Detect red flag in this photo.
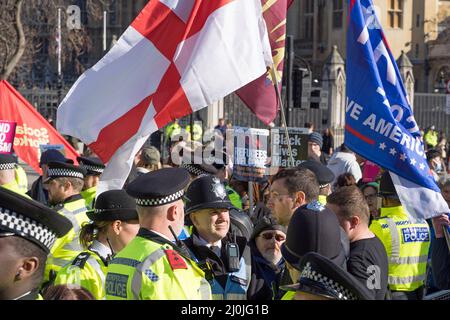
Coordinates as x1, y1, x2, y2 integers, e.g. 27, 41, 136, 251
236, 0, 293, 125
0, 80, 79, 174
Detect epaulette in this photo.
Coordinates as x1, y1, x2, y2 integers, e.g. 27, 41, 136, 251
306, 200, 325, 212
71, 252, 92, 269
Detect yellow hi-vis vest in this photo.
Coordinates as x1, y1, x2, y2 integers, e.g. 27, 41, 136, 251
1, 181, 31, 198
54, 249, 107, 300
14, 165, 28, 194
81, 186, 97, 210
45, 196, 89, 283
186, 124, 203, 141
369, 205, 430, 292
105, 233, 212, 300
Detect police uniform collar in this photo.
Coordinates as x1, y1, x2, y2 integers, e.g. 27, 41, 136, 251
379, 205, 407, 218
63, 194, 85, 205
137, 228, 183, 253
89, 239, 112, 262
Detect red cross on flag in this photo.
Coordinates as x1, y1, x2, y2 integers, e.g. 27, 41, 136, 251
57, 0, 272, 193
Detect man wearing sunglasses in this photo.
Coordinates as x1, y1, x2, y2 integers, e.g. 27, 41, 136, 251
247, 216, 287, 300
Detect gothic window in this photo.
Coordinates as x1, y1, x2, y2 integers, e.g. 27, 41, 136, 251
303, 0, 314, 40
333, 0, 343, 29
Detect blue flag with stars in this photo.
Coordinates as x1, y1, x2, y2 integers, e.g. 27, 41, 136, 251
345, 0, 449, 220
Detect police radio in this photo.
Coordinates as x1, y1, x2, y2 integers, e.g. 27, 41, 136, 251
226, 232, 240, 273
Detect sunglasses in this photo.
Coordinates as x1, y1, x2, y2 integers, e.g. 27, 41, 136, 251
260, 232, 286, 242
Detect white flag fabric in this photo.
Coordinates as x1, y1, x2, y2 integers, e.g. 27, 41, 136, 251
57, 0, 272, 194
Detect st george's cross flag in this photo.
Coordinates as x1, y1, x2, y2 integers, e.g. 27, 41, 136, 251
57, 0, 272, 193
345, 0, 449, 221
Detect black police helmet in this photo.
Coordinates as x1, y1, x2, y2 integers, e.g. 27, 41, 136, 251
185, 175, 235, 214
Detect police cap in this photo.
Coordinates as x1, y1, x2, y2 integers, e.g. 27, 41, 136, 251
280, 252, 373, 300
0, 154, 17, 171
126, 167, 189, 207
181, 163, 219, 177
298, 160, 335, 188
185, 175, 234, 214
44, 161, 87, 182
87, 189, 138, 221
77, 156, 105, 176
0, 188, 72, 253
281, 201, 347, 269
39, 149, 67, 167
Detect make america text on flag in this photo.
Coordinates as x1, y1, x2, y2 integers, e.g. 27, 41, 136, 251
345, 0, 449, 221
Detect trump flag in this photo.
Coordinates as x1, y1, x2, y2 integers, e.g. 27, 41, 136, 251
345, 0, 449, 220
57, 0, 272, 192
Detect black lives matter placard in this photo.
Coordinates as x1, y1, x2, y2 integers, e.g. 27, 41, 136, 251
271, 127, 309, 168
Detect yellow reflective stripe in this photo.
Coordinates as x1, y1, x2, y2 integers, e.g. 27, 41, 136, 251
131, 249, 165, 299
385, 217, 400, 259
87, 256, 106, 285
390, 255, 429, 265
388, 274, 426, 285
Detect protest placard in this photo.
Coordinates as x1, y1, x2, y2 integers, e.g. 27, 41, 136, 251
271, 127, 309, 168
0, 120, 17, 154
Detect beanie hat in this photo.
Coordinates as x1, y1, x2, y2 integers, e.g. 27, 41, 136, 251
308, 132, 323, 149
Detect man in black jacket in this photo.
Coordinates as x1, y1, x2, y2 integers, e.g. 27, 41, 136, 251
431, 214, 450, 289
247, 216, 286, 300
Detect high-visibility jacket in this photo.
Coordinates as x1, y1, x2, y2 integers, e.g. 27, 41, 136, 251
370, 205, 430, 292
105, 228, 212, 300
45, 195, 89, 283
424, 130, 438, 148
81, 186, 97, 209
54, 240, 111, 300
186, 124, 203, 141
318, 195, 327, 205
226, 185, 243, 210
14, 165, 28, 194
280, 291, 295, 300
165, 123, 181, 141
1, 181, 31, 198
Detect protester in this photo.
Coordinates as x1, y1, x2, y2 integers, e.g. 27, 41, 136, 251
308, 132, 329, 165
105, 168, 212, 300
78, 156, 105, 209
184, 175, 251, 300
214, 118, 227, 137
135, 146, 162, 177
327, 144, 362, 187
43, 162, 89, 285
327, 186, 388, 300
54, 190, 140, 300
28, 149, 67, 205
335, 173, 357, 190
298, 160, 335, 205
247, 217, 287, 300
360, 182, 380, 219
280, 252, 373, 300
279, 202, 349, 300
369, 171, 431, 300
321, 128, 334, 156
0, 188, 71, 300
431, 212, 450, 290
426, 149, 446, 182
267, 168, 319, 227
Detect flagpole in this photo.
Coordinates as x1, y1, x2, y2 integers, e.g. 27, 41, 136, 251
270, 66, 295, 168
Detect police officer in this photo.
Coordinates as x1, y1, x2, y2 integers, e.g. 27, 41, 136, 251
77, 156, 105, 209
0, 154, 30, 197
298, 160, 335, 205
105, 168, 212, 300
370, 171, 431, 300
0, 188, 71, 300
164, 119, 182, 144
54, 190, 140, 300
281, 252, 373, 300
43, 161, 89, 284
186, 122, 203, 142
184, 175, 252, 300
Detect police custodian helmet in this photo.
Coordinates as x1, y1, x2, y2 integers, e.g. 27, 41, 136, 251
185, 175, 235, 214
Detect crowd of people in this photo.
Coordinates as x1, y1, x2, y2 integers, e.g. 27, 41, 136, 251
0, 120, 449, 301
